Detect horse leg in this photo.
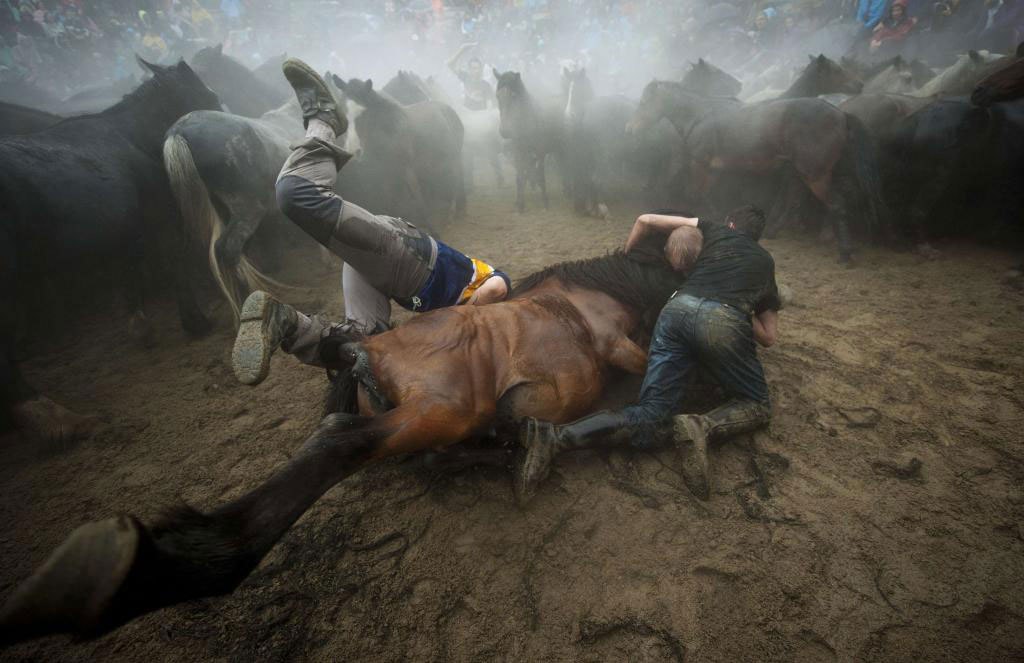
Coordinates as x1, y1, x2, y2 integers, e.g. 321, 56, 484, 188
514, 150, 527, 213
490, 144, 505, 187
212, 194, 267, 313
123, 231, 155, 349
538, 154, 550, 209
0, 401, 491, 643
0, 234, 101, 444
805, 173, 854, 264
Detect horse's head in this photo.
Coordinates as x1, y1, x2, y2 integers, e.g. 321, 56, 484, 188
336, 77, 383, 109
971, 47, 1024, 107
803, 53, 862, 95
494, 69, 529, 138
681, 58, 742, 97
628, 80, 676, 134
562, 67, 594, 124
382, 70, 430, 105
135, 56, 222, 117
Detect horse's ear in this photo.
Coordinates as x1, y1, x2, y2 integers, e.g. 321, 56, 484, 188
808, 54, 815, 62
175, 59, 196, 76
968, 50, 983, 63
366, 79, 373, 91
492, 67, 500, 81
817, 53, 826, 62
135, 54, 161, 75
214, 43, 223, 55
698, 57, 705, 65
513, 72, 521, 81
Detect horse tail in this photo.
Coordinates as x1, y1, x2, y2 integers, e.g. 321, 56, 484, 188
844, 113, 891, 243
162, 133, 284, 322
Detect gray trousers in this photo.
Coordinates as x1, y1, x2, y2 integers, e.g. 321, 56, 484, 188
275, 137, 436, 363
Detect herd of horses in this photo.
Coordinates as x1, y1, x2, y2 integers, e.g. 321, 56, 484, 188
0, 41, 1023, 646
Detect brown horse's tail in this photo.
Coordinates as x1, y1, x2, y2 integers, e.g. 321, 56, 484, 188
844, 113, 892, 243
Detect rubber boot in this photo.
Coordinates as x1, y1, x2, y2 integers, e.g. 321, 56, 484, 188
515, 410, 634, 506
673, 400, 770, 500
232, 291, 298, 386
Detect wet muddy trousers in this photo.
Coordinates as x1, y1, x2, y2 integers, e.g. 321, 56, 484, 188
275, 136, 436, 334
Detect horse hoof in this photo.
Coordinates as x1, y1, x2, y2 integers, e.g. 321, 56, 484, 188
11, 396, 106, 446
0, 516, 140, 644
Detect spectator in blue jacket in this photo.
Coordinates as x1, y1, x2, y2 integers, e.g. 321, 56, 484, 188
857, 0, 891, 28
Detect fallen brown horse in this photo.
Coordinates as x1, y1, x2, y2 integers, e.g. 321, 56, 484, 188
627, 80, 888, 262
0, 248, 680, 645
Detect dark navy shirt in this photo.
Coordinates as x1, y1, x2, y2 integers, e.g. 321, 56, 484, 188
396, 241, 501, 313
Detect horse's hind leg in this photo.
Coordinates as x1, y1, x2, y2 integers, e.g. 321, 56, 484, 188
0, 402, 491, 642
538, 154, 550, 209
514, 151, 527, 213
805, 173, 853, 263
213, 194, 268, 307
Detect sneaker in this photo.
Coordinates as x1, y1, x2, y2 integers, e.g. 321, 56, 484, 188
232, 291, 298, 386
282, 58, 348, 135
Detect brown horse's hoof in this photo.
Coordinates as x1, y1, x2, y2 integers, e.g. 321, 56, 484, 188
513, 417, 556, 507
0, 516, 141, 644
11, 396, 105, 446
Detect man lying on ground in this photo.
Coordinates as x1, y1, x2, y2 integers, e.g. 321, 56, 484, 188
232, 58, 509, 386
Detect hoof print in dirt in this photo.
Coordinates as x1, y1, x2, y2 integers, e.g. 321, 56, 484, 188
578, 616, 686, 663
735, 488, 801, 525
871, 457, 923, 481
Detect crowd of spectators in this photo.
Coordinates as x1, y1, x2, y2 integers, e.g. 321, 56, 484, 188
1, 0, 1021, 101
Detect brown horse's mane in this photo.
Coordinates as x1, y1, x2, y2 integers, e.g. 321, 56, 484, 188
513, 249, 679, 312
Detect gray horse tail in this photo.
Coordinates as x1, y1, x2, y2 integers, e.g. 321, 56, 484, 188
162, 133, 283, 321
845, 113, 891, 243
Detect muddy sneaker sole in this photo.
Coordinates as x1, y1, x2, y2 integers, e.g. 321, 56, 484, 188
232, 291, 278, 386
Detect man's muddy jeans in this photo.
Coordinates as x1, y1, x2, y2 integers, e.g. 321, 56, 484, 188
622, 293, 771, 445
274, 136, 435, 364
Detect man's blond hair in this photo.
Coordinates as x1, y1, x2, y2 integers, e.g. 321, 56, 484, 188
665, 226, 703, 272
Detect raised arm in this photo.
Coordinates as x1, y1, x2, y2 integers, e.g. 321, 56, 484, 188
624, 213, 699, 254
447, 42, 477, 72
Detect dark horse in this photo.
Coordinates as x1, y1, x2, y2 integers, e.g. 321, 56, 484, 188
494, 69, 568, 212
163, 98, 305, 321
628, 80, 887, 261
562, 67, 673, 216
971, 42, 1024, 107
883, 97, 1024, 249
0, 101, 62, 136
335, 76, 466, 224
0, 58, 221, 443
0, 248, 681, 644
190, 44, 288, 118
680, 59, 743, 97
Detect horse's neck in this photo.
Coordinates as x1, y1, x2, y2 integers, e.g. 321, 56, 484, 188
779, 71, 816, 99
519, 280, 637, 337
664, 91, 716, 141
101, 87, 178, 156
260, 97, 302, 133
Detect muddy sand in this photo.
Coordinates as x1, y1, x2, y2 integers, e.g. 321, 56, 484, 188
2, 183, 1023, 662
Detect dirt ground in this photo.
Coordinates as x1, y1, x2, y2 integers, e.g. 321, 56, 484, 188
2, 178, 1024, 663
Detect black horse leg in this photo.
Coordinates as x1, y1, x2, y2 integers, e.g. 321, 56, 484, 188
213, 195, 267, 307
0, 413, 378, 644
122, 233, 155, 349
514, 150, 527, 213
490, 146, 504, 187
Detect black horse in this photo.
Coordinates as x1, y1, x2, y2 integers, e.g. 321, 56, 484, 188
190, 44, 288, 118
335, 76, 466, 225
0, 58, 221, 443
494, 69, 568, 212
0, 101, 62, 135
883, 97, 1024, 251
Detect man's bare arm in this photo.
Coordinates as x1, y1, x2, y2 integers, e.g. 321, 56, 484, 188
753, 309, 778, 348
624, 213, 699, 253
